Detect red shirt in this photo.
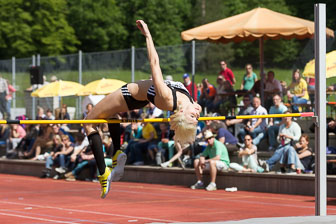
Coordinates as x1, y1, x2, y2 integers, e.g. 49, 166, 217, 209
220, 68, 235, 86
184, 82, 198, 101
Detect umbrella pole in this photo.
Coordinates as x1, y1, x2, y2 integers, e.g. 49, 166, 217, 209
259, 37, 265, 106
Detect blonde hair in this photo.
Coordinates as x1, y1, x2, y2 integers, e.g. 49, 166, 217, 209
169, 107, 197, 145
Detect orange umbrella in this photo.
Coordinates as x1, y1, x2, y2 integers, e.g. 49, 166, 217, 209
181, 7, 334, 103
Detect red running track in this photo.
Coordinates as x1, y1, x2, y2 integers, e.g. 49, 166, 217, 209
0, 174, 336, 223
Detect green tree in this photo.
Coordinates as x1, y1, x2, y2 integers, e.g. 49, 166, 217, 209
67, 0, 126, 52
0, 0, 34, 58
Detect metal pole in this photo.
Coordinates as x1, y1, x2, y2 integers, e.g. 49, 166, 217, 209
191, 40, 195, 100
32, 55, 36, 120
78, 50, 82, 119
12, 57, 15, 110
37, 54, 40, 66
314, 3, 327, 216
259, 37, 265, 105
131, 46, 135, 83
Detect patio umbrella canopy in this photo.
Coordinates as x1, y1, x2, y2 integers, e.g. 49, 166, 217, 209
181, 7, 334, 43
303, 50, 336, 78
31, 80, 84, 97
181, 7, 334, 104
77, 78, 126, 96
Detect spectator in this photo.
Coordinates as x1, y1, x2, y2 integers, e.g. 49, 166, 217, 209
10, 124, 26, 150
287, 69, 309, 113
183, 73, 197, 102
36, 107, 46, 120
279, 134, 312, 174
306, 77, 315, 104
218, 80, 237, 115
54, 135, 75, 175
0, 75, 9, 119
83, 103, 93, 119
46, 109, 55, 120
259, 110, 301, 173
225, 95, 253, 134
267, 94, 288, 151
160, 142, 189, 168
238, 97, 268, 146
190, 130, 230, 191
41, 135, 63, 178
219, 60, 236, 87
58, 104, 70, 120
5, 80, 16, 119
264, 71, 282, 110
209, 122, 238, 151
240, 64, 257, 92
229, 134, 264, 173
0, 124, 10, 153
208, 75, 225, 113
199, 78, 216, 112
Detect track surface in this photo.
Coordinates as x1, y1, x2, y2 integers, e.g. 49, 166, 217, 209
0, 174, 336, 223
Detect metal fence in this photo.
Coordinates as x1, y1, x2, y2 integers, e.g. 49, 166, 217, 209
0, 39, 334, 119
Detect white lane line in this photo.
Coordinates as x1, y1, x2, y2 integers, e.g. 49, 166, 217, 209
0, 211, 79, 224
0, 201, 178, 223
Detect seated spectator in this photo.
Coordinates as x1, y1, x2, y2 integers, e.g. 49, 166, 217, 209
225, 95, 253, 135
57, 104, 71, 131
267, 94, 288, 151
259, 110, 301, 173
229, 134, 264, 173
264, 71, 282, 110
46, 109, 55, 120
24, 124, 54, 160
306, 77, 315, 104
238, 97, 268, 146
0, 124, 10, 153
140, 102, 163, 118
83, 103, 93, 119
36, 107, 46, 120
183, 73, 197, 102
41, 135, 63, 178
160, 142, 189, 168
198, 78, 216, 111
287, 69, 309, 113
279, 134, 312, 174
219, 60, 236, 87
190, 130, 230, 191
54, 135, 75, 176
209, 121, 237, 151
148, 123, 174, 166
10, 124, 26, 150
127, 114, 158, 165
16, 124, 40, 158
327, 118, 336, 147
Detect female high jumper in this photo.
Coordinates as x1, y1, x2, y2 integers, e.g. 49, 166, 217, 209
83, 20, 201, 198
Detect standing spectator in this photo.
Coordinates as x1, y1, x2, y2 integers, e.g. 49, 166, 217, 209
287, 69, 309, 112
183, 73, 197, 102
190, 130, 230, 191
264, 71, 282, 110
267, 94, 288, 151
208, 75, 225, 113
199, 78, 216, 112
0, 75, 9, 119
240, 64, 257, 92
219, 61, 236, 87
260, 110, 301, 173
229, 134, 264, 173
5, 80, 16, 119
238, 97, 268, 146
36, 107, 46, 120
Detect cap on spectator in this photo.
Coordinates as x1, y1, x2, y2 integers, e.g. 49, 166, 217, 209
183, 73, 189, 79
204, 130, 216, 140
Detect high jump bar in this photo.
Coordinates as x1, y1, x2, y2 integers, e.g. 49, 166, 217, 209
0, 112, 314, 124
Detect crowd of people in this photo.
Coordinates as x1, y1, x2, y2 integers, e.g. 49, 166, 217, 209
1, 58, 335, 192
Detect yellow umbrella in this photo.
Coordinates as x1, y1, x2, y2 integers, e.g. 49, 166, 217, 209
303, 50, 336, 78
77, 78, 126, 96
31, 80, 84, 97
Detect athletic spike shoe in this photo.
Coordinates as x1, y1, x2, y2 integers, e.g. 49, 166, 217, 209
98, 167, 113, 199
111, 150, 127, 182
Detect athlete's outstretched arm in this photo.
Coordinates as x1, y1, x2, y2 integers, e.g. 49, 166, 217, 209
136, 20, 170, 98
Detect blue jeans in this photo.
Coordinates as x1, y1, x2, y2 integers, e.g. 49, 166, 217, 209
239, 125, 265, 145
45, 154, 65, 169
266, 144, 292, 170
292, 96, 308, 112
267, 125, 280, 148
280, 147, 305, 170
